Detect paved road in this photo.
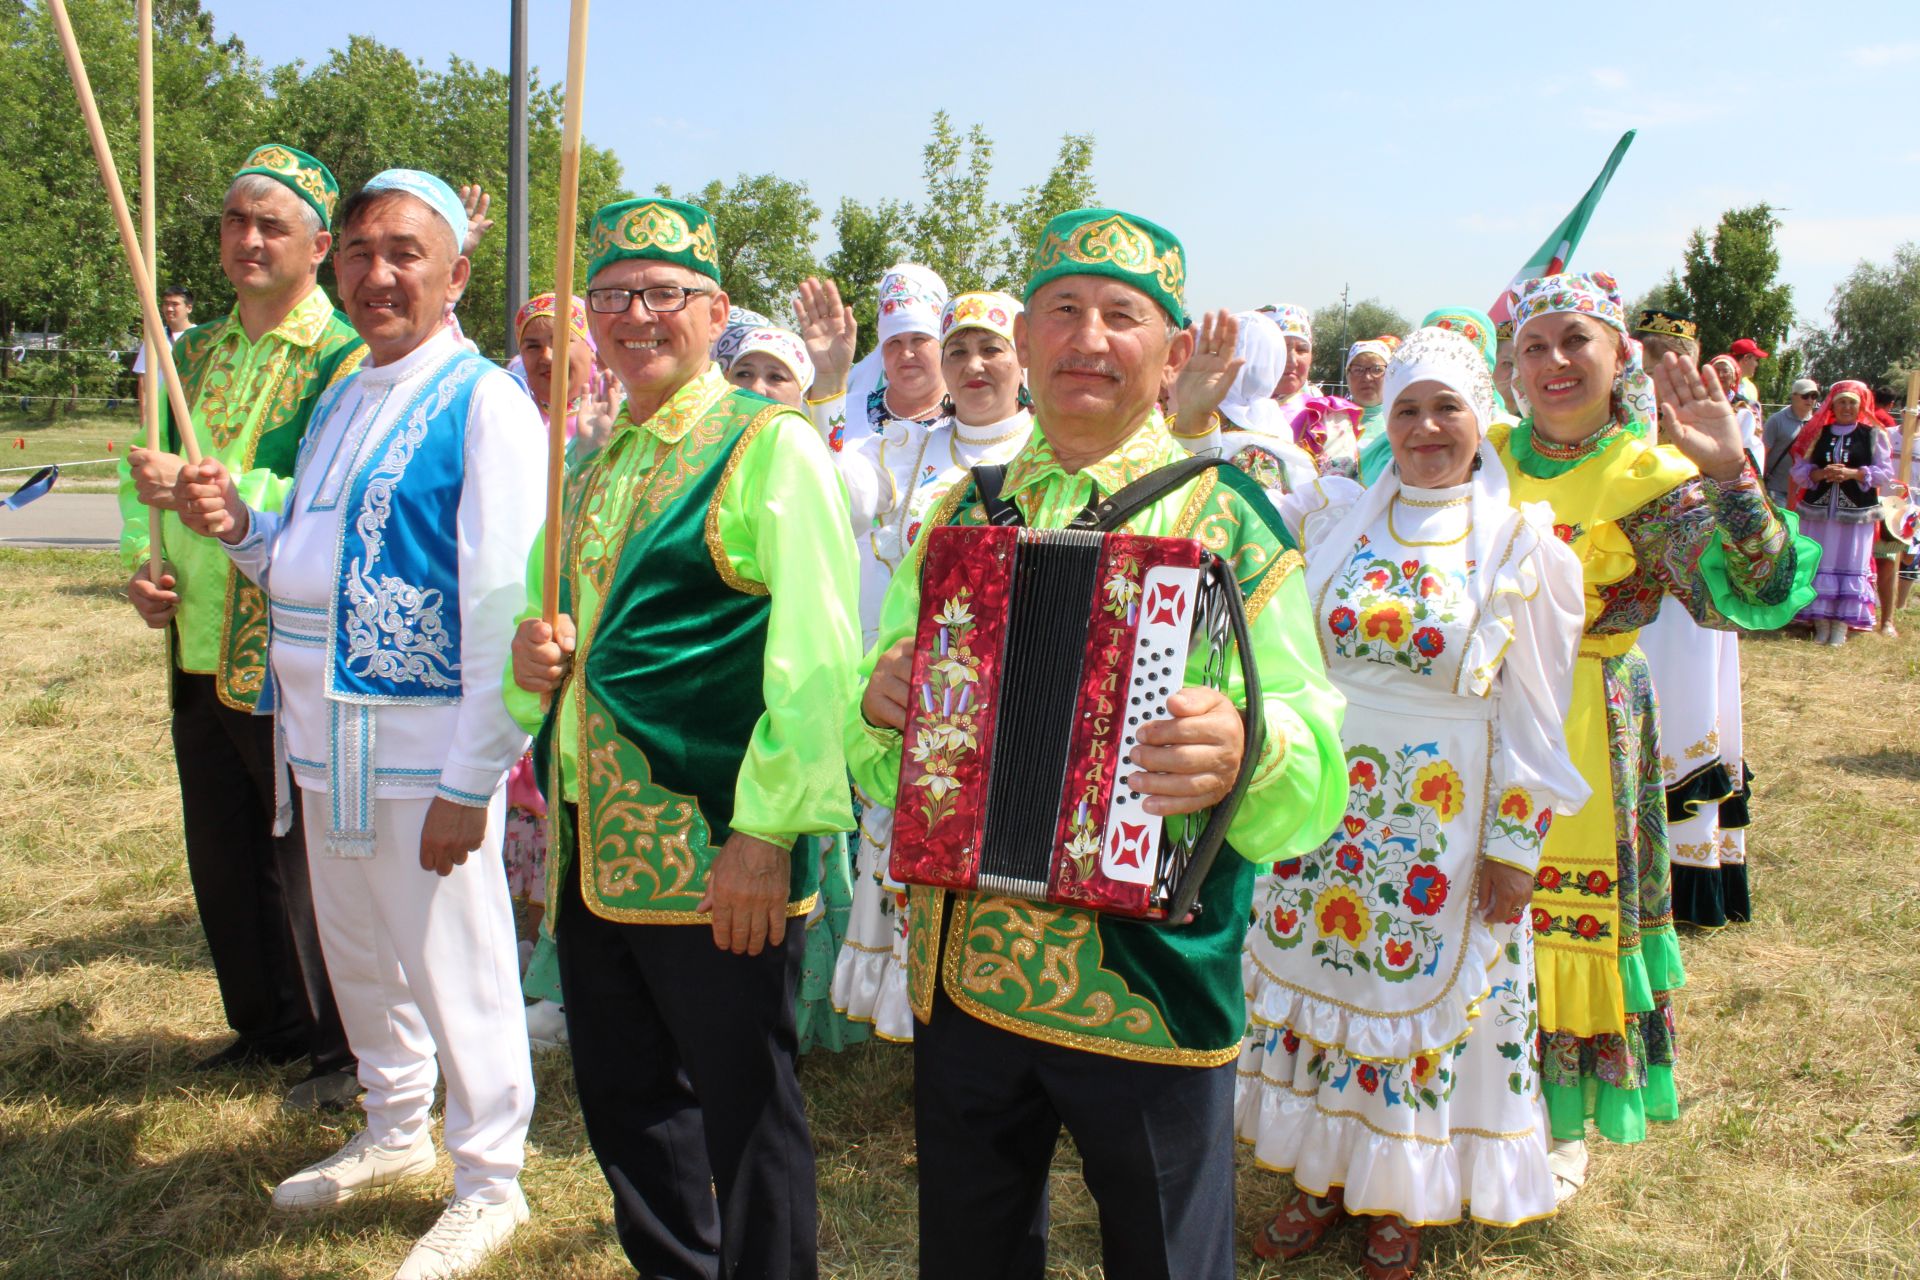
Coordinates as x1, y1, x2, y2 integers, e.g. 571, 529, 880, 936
0, 492, 123, 549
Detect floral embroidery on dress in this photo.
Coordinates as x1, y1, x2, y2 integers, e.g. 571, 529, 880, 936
907, 591, 984, 829
1491, 786, 1553, 861
1326, 546, 1470, 678
1288, 1036, 1460, 1115
1258, 742, 1461, 984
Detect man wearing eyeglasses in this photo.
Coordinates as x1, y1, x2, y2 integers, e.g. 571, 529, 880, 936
506, 197, 860, 1279
1763, 377, 1822, 506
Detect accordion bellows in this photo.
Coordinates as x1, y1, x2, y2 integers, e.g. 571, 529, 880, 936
890, 523, 1258, 924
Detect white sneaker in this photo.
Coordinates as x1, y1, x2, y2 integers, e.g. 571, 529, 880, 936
271, 1129, 438, 1212
524, 1000, 568, 1050
392, 1186, 531, 1280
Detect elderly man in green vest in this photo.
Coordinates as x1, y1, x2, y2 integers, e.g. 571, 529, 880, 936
507, 197, 860, 1280
849, 208, 1347, 1280
121, 144, 364, 1108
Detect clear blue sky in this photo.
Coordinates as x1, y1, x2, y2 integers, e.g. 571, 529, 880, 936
207, 0, 1917, 338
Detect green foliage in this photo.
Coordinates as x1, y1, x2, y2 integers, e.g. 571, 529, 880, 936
995, 132, 1097, 293
0, 6, 627, 361
1307, 298, 1412, 386
1673, 204, 1794, 368
655, 173, 820, 322
907, 111, 999, 294
3, 15, 1100, 372
827, 117, 1099, 360
1628, 272, 1688, 324
825, 197, 910, 362
1802, 243, 1920, 394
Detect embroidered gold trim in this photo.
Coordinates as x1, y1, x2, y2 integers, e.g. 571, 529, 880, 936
1170, 467, 1218, 538
703, 402, 788, 596
1387, 496, 1473, 548
1243, 548, 1304, 625
935, 895, 1237, 1067
583, 892, 816, 927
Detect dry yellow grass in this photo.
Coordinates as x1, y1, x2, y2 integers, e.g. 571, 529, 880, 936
2, 548, 1917, 1278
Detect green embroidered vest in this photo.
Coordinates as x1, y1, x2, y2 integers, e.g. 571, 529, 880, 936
159, 307, 365, 709
536, 391, 815, 924
907, 463, 1305, 1066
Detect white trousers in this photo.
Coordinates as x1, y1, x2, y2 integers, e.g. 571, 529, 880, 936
302, 789, 534, 1202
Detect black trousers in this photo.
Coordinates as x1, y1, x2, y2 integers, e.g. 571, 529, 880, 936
913, 982, 1238, 1280
170, 668, 350, 1072
557, 837, 817, 1280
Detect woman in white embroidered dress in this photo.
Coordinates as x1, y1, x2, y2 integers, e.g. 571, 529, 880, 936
793, 281, 1034, 1041
1237, 328, 1590, 1280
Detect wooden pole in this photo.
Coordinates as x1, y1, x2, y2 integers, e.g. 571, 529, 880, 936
1901, 369, 1919, 505
138, 0, 162, 583
540, 0, 590, 628
47, 0, 200, 466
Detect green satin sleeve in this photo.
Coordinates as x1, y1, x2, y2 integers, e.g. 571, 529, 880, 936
1227, 567, 1348, 864
502, 528, 549, 741
717, 411, 861, 842
843, 524, 926, 807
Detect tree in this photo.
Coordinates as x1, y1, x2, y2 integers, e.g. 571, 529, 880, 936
1673, 204, 1794, 380
907, 112, 998, 294
0, 0, 265, 364
656, 174, 819, 322
995, 132, 1097, 292
1802, 243, 1920, 394
265, 40, 628, 358
825, 196, 910, 361
1307, 299, 1411, 387
1628, 273, 1687, 326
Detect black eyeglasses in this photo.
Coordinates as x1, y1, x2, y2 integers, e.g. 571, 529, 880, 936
587, 285, 711, 315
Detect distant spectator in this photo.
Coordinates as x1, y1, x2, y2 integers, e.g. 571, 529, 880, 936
132, 285, 194, 413
1791, 381, 1893, 644
1762, 378, 1820, 504
1728, 336, 1767, 407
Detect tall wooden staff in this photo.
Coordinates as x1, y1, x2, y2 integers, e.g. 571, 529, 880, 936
137, 0, 162, 583
540, 0, 591, 630
47, 0, 201, 472
1901, 369, 1919, 508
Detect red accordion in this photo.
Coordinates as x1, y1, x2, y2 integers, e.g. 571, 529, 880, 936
888, 519, 1261, 924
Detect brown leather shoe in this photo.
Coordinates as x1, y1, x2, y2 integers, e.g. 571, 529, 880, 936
1252, 1186, 1346, 1261
1360, 1216, 1422, 1280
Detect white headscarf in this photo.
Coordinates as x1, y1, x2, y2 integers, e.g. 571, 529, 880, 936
724, 326, 815, 390
1219, 310, 1318, 490
876, 263, 949, 345
1307, 326, 1519, 604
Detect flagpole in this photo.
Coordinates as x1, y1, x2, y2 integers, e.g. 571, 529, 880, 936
138, 0, 163, 584
540, 0, 590, 632
47, 0, 202, 466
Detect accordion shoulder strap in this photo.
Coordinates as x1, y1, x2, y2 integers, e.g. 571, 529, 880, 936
968, 462, 1025, 526
1077, 455, 1227, 532
967, 454, 1232, 533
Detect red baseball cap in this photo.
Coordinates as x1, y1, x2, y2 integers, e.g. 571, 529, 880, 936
1728, 337, 1770, 359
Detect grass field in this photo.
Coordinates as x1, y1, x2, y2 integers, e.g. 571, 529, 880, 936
2, 547, 1917, 1279
0, 412, 139, 494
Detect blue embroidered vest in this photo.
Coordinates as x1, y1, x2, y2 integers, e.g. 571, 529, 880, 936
261, 345, 493, 857
260, 346, 488, 715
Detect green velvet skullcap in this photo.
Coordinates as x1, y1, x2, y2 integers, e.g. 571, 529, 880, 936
586, 198, 722, 285
1024, 207, 1187, 329
233, 144, 339, 227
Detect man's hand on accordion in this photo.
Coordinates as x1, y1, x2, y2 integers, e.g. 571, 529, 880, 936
860, 638, 916, 732
511, 615, 576, 693
1127, 687, 1245, 816
699, 833, 793, 956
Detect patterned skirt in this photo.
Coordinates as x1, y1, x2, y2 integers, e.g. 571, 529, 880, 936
1537, 650, 1684, 1145
1796, 516, 1879, 628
